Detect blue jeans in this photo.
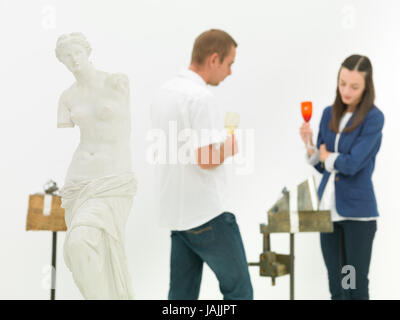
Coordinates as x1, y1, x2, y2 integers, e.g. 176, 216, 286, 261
168, 212, 253, 300
320, 220, 377, 300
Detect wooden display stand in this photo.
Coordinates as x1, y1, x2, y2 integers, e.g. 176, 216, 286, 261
26, 181, 66, 300
249, 178, 333, 300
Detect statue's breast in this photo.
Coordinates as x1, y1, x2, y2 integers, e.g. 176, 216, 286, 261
94, 99, 122, 121
69, 101, 91, 126
69, 91, 128, 126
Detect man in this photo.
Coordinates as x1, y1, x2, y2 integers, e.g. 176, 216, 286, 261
150, 29, 253, 300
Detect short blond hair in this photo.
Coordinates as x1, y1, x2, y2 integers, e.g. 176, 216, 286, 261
191, 29, 237, 65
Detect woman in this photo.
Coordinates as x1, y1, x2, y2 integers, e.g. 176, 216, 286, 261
300, 55, 384, 300
55, 33, 137, 299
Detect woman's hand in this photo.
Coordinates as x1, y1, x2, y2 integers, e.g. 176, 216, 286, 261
299, 122, 313, 146
319, 144, 332, 162
300, 122, 315, 156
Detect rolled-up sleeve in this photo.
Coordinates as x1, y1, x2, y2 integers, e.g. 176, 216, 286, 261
325, 152, 339, 172
306, 150, 320, 166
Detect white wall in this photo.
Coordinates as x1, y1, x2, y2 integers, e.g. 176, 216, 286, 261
0, 0, 399, 300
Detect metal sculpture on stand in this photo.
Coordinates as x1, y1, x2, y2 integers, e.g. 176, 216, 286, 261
249, 177, 333, 300
26, 180, 66, 300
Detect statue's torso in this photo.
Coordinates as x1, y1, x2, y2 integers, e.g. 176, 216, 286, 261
64, 71, 132, 184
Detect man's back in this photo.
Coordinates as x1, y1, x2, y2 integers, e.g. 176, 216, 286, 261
150, 69, 228, 231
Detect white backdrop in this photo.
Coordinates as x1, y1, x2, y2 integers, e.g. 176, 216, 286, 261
0, 0, 399, 300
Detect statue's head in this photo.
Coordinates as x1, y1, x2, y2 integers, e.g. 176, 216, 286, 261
55, 32, 92, 73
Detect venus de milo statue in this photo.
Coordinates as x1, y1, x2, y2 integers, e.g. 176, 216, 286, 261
55, 32, 137, 299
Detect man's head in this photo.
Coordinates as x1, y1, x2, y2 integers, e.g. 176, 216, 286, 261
190, 29, 237, 86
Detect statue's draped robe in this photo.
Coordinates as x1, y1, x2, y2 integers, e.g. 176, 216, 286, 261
61, 173, 137, 299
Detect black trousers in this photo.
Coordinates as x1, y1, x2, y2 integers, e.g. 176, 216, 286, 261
320, 220, 377, 300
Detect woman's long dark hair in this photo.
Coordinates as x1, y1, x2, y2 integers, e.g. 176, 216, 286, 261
330, 55, 375, 133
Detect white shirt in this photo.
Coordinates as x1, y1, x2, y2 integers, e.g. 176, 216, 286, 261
307, 112, 377, 221
150, 69, 230, 231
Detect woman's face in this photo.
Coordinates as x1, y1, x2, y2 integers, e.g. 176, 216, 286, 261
338, 67, 366, 107
59, 43, 89, 73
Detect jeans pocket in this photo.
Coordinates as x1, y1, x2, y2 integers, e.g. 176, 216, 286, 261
187, 225, 213, 235
185, 222, 215, 247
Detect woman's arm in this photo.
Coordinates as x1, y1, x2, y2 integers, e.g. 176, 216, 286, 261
311, 107, 330, 174
333, 109, 384, 176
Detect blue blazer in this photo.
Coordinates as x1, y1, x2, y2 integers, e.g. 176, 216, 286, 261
314, 105, 384, 218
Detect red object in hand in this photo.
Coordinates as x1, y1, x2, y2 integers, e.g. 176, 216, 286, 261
301, 101, 313, 122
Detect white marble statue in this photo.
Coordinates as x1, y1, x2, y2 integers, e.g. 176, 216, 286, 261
55, 32, 137, 299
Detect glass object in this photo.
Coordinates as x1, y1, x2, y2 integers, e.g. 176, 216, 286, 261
224, 112, 240, 135
301, 101, 313, 148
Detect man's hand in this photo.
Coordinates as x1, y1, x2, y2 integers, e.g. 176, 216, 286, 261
197, 134, 238, 170
223, 134, 239, 159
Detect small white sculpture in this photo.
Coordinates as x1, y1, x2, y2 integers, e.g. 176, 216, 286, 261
55, 32, 137, 299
